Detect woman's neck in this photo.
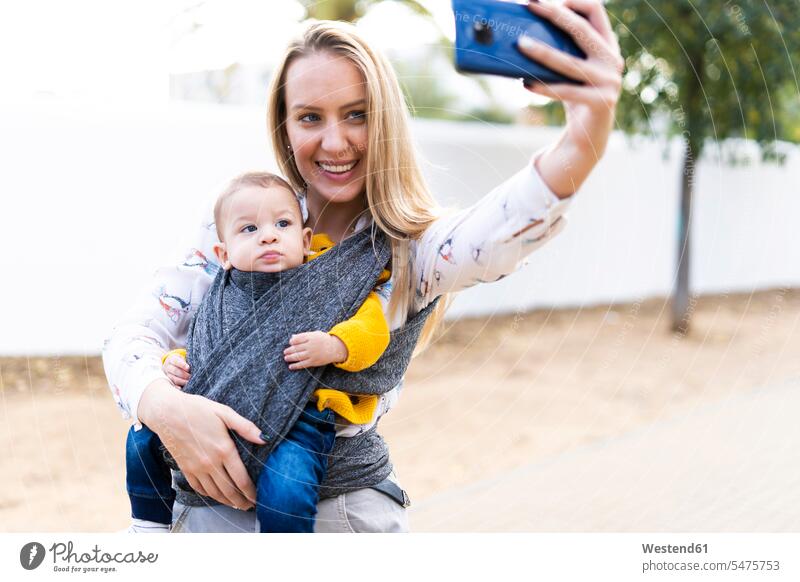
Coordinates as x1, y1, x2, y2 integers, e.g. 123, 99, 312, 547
305, 191, 369, 243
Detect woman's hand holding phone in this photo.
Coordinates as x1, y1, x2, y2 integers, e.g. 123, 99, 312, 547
518, 0, 623, 195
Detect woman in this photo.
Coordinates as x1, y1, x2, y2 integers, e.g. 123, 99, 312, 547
103, 0, 623, 532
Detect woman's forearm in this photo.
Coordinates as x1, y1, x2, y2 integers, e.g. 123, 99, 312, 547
516, 0, 622, 199
136, 377, 180, 430
535, 110, 614, 200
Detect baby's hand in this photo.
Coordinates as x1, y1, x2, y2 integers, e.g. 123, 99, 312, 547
284, 331, 348, 370
162, 353, 191, 388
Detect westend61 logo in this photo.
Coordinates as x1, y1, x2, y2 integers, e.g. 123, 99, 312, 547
19, 541, 158, 574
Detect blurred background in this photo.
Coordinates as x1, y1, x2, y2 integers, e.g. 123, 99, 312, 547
1, 0, 799, 532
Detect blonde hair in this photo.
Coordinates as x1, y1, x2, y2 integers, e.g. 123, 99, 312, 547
214, 171, 296, 242
267, 20, 450, 352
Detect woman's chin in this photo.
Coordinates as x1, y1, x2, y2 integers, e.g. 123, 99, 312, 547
313, 183, 366, 205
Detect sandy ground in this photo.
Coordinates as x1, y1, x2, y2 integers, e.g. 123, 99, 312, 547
410, 376, 800, 531
1, 288, 799, 532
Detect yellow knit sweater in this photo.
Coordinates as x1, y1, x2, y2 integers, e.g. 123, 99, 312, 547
162, 233, 390, 425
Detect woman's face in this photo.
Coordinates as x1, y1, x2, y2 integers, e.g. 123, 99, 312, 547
283, 51, 369, 207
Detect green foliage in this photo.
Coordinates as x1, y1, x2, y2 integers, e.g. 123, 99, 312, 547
392, 56, 514, 124
299, 0, 434, 23
536, 101, 567, 126
299, 0, 364, 21
606, 0, 800, 163
393, 57, 462, 120
466, 104, 514, 124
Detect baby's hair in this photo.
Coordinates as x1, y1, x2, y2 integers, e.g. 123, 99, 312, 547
214, 171, 298, 241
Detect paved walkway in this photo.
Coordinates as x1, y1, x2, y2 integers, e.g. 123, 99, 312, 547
410, 377, 800, 532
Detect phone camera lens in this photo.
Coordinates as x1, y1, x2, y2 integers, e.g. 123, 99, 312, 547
473, 20, 493, 45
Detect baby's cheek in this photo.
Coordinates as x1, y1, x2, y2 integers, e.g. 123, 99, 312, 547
231, 245, 250, 270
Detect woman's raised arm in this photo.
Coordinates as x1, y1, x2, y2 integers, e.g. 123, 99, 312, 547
518, 0, 623, 197
411, 0, 622, 309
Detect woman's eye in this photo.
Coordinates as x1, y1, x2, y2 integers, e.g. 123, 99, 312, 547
241, 225, 257, 233
299, 113, 320, 123
348, 110, 366, 121
276, 219, 290, 228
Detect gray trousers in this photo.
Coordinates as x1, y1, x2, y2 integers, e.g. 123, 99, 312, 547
170, 473, 409, 533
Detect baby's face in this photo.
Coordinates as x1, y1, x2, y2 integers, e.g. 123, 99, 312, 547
214, 185, 311, 273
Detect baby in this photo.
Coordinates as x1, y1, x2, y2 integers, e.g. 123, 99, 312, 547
125, 172, 390, 533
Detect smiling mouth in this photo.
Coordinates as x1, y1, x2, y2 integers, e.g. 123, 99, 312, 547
315, 159, 359, 174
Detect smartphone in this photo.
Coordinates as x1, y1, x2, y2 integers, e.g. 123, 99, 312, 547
452, 0, 587, 85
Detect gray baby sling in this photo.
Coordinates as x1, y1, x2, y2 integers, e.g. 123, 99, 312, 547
170, 226, 438, 506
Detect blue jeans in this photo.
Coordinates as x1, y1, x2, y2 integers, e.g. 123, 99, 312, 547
125, 423, 175, 524
125, 403, 336, 532
256, 403, 336, 532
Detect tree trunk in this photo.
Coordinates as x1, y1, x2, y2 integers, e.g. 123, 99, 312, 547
671, 43, 704, 335
671, 138, 695, 334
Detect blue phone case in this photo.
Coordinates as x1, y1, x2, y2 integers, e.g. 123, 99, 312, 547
452, 0, 586, 85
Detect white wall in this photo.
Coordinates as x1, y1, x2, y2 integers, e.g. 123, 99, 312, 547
1, 103, 798, 354
435, 123, 800, 318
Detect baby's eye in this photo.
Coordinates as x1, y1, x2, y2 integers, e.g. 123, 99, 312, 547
276, 219, 291, 228
241, 224, 257, 233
